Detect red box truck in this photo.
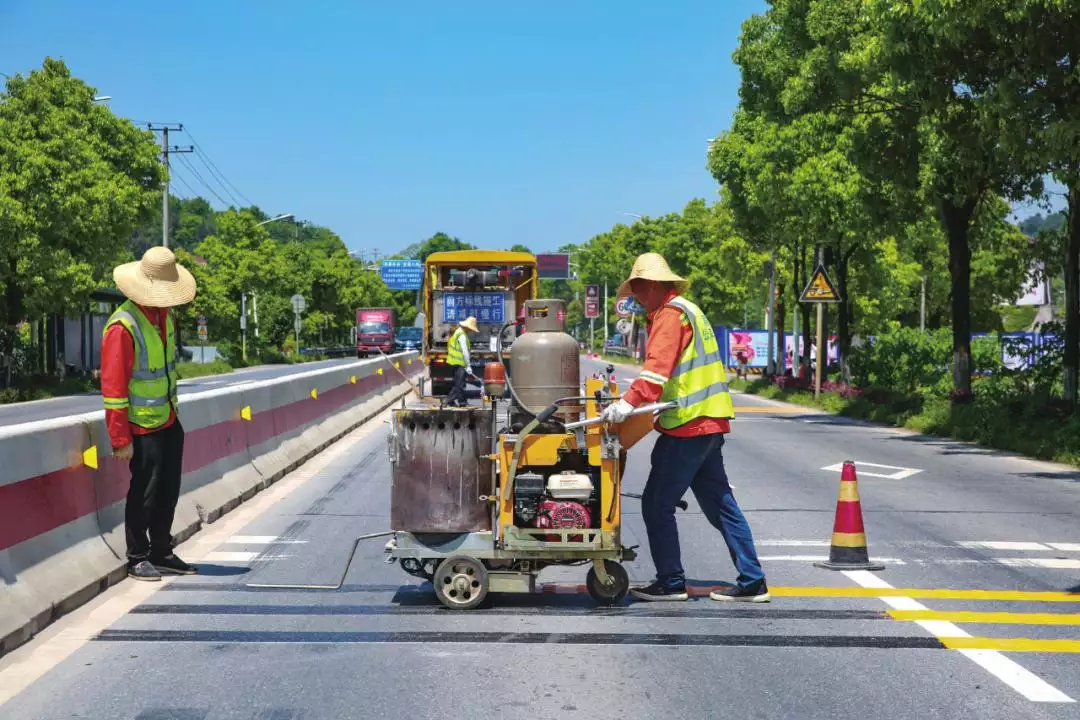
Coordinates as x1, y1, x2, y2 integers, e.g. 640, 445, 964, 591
355, 307, 396, 358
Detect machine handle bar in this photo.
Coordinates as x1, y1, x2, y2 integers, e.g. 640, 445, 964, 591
563, 401, 676, 430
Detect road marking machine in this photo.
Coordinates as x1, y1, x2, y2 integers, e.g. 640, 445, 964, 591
250, 297, 674, 609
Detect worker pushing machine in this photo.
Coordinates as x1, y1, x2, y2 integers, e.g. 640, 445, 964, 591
446, 315, 480, 407
101, 247, 198, 582
602, 253, 769, 602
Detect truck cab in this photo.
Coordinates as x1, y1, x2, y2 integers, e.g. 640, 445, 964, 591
356, 307, 396, 358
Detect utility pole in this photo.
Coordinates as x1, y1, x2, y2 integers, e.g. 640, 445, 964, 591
603, 283, 609, 345
765, 250, 777, 376
814, 246, 825, 400
147, 124, 191, 248
241, 292, 248, 363
920, 275, 927, 331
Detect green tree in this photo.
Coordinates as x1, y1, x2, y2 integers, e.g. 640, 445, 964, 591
412, 232, 474, 262
0, 58, 164, 383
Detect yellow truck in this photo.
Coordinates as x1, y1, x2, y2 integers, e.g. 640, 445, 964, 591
423, 250, 538, 397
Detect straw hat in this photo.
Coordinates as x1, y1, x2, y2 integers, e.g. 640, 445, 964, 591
459, 316, 479, 333
113, 246, 197, 308
616, 252, 689, 298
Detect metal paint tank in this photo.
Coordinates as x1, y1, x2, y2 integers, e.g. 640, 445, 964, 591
510, 299, 581, 419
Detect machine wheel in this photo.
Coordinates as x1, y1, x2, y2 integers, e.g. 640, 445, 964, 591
586, 561, 630, 605
433, 556, 489, 610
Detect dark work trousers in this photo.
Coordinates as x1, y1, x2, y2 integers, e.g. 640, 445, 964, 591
641, 432, 765, 588
126, 420, 185, 562
446, 365, 468, 406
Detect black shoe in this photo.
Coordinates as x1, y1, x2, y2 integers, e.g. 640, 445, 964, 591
150, 553, 197, 575
629, 579, 688, 602
710, 580, 770, 603
127, 560, 162, 582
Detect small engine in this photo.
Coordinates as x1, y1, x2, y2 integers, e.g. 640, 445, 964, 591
513, 470, 597, 539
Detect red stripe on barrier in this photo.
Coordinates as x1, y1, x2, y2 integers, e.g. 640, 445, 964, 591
0, 361, 421, 552
0, 465, 97, 550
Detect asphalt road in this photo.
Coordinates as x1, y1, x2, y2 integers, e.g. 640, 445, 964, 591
0, 358, 359, 428
1, 355, 1079, 719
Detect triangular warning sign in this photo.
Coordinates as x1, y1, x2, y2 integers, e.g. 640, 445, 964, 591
800, 265, 842, 303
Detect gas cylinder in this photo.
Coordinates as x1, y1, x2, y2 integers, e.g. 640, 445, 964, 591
509, 299, 581, 419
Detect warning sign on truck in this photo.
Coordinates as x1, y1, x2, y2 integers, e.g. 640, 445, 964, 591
442, 293, 507, 323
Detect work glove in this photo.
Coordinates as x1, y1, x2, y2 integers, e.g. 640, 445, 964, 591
601, 399, 635, 424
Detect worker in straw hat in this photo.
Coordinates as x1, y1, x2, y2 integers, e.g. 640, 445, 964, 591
101, 246, 198, 582
601, 252, 769, 602
446, 315, 480, 407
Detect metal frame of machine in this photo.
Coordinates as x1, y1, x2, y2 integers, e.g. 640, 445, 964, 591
385, 298, 647, 610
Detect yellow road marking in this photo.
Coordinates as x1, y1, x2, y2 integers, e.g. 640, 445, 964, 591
890, 609, 1080, 625
943, 637, 1080, 654
769, 586, 1080, 603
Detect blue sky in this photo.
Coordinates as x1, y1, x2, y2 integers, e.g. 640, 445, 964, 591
0, 1, 764, 255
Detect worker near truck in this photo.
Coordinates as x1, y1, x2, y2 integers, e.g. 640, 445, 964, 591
101, 247, 199, 582
446, 316, 480, 407
602, 253, 769, 603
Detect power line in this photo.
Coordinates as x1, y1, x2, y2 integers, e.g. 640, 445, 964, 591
170, 167, 199, 199
191, 148, 244, 207
176, 152, 232, 208
183, 127, 254, 208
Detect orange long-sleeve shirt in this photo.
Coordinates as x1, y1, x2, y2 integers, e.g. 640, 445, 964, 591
101, 305, 177, 449
622, 290, 730, 437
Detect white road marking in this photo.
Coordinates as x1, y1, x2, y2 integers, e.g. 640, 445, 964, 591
959, 541, 1051, 551
0, 409, 391, 709
1047, 542, 1080, 552
821, 461, 922, 479
758, 540, 831, 547
202, 551, 263, 562
226, 535, 308, 545
759, 555, 906, 564
994, 558, 1080, 570
843, 570, 1073, 703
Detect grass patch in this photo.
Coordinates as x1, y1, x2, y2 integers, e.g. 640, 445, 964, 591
733, 376, 1080, 467
0, 375, 100, 404
175, 359, 234, 380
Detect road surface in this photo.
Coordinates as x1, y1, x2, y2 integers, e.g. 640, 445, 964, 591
0, 358, 359, 428
1, 356, 1078, 719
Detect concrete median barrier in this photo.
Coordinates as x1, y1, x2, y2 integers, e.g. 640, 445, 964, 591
0, 352, 422, 657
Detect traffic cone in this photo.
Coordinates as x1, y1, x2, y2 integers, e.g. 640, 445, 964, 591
814, 461, 885, 571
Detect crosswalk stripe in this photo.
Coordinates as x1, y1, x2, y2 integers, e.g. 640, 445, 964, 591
889, 610, 1080, 626
995, 558, 1080, 570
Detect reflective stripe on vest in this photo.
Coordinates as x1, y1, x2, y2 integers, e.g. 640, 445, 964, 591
447, 327, 466, 367
657, 296, 734, 429
103, 300, 178, 429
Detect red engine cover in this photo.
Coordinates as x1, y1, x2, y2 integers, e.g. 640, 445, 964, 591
535, 500, 591, 542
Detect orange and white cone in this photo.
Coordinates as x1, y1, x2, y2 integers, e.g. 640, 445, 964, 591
814, 461, 884, 571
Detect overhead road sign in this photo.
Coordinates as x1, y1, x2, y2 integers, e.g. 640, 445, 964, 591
536, 253, 571, 280
380, 259, 424, 291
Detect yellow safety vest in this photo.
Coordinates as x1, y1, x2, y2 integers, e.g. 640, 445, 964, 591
102, 300, 178, 429
657, 296, 734, 429
447, 327, 467, 367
